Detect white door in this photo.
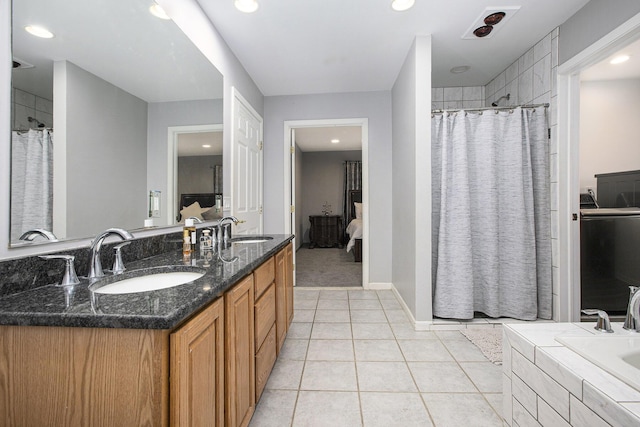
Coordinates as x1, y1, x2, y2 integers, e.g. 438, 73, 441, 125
290, 128, 297, 285
231, 88, 263, 235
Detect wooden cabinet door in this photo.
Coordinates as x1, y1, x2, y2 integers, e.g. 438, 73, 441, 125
225, 274, 256, 427
274, 249, 287, 352
170, 297, 224, 427
285, 242, 294, 326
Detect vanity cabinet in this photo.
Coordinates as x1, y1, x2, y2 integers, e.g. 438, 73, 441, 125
170, 296, 225, 426
253, 258, 277, 401
225, 274, 255, 427
0, 243, 293, 427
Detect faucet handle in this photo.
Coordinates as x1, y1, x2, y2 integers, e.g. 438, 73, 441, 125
582, 309, 614, 333
624, 286, 640, 331
111, 241, 131, 275
39, 255, 81, 286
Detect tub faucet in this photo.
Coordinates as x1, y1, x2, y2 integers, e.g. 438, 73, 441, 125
19, 228, 58, 242
624, 286, 640, 332
88, 228, 134, 279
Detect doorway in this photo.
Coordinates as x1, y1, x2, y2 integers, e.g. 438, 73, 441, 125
558, 15, 640, 321
284, 118, 369, 288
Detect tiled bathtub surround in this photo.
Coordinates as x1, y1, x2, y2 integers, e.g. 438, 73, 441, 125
503, 323, 640, 426
431, 86, 485, 111
250, 288, 504, 426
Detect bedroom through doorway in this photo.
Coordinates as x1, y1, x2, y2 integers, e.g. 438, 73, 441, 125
284, 119, 369, 288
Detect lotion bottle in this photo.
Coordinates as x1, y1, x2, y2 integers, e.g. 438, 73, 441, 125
183, 218, 196, 255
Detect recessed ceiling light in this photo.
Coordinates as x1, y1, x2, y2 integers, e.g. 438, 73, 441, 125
473, 25, 493, 38
235, 0, 259, 13
331, 139, 340, 144
450, 65, 471, 74
202, 144, 212, 148
24, 25, 54, 39
149, 4, 171, 20
610, 55, 630, 65
391, 0, 415, 12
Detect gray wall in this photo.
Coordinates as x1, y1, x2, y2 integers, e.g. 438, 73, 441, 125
559, 0, 640, 65
178, 154, 223, 201
147, 99, 223, 226
58, 61, 148, 238
263, 91, 393, 286
299, 150, 361, 244
391, 36, 432, 322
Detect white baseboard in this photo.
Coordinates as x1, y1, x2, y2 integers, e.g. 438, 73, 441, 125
364, 282, 392, 290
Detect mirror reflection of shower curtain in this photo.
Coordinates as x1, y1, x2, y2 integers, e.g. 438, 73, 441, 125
431, 107, 551, 320
10, 129, 54, 241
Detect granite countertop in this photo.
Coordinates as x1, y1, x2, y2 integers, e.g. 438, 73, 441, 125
0, 235, 293, 330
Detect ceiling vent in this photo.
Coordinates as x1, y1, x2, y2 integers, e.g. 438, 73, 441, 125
12, 57, 34, 69
462, 6, 520, 39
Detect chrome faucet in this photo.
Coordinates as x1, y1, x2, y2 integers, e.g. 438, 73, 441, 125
88, 228, 134, 279
217, 216, 239, 244
19, 228, 58, 242
186, 216, 204, 224
624, 286, 640, 332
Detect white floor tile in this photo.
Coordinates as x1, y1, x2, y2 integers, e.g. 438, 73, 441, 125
292, 309, 315, 323
265, 359, 304, 390
351, 309, 388, 323
317, 299, 349, 310
287, 322, 313, 339
398, 339, 454, 362
442, 338, 490, 362
460, 362, 504, 393
408, 362, 477, 393
319, 290, 350, 300
314, 309, 351, 323
293, 391, 362, 427
360, 392, 433, 427
300, 361, 358, 391
349, 290, 379, 300
351, 322, 394, 340
294, 289, 320, 300
350, 299, 383, 310
249, 390, 298, 427
384, 309, 411, 323
279, 338, 309, 360
354, 339, 404, 361
311, 322, 352, 340
391, 323, 439, 340
357, 361, 418, 392
306, 339, 354, 361
422, 393, 503, 427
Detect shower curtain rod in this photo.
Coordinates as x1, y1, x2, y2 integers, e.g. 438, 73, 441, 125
431, 103, 549, 115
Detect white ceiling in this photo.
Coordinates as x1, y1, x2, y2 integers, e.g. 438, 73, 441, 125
198, 0, 590, 96
581, 38, 640, 81
12, 0, 223, 103
178, 131, 223, 157
295, 126, 362, 152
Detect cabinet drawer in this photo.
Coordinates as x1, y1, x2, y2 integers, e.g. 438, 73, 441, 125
254, 257, 275, 299
254, 283, 276, 348
255, 324, 277, 401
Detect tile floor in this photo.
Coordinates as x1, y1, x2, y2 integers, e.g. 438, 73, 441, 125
249, 288, 504, 427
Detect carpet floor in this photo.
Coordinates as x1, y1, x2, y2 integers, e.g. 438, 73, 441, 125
295, 247, 362, 287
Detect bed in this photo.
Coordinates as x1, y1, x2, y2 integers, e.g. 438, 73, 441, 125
177, 192, 223, 222
345, 189, 362, 262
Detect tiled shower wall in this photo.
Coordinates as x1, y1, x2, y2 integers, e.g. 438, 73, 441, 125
433, 28, 561, 321
11, 88, 53, 131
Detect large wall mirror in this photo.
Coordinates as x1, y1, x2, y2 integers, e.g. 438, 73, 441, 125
10, 0, 224, 247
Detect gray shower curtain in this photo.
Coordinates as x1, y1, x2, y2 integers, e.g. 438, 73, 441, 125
431, 107, 551, 320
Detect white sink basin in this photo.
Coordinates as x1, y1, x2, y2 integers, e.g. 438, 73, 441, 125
556, 335, 640, 391
90, 268, 205, 294
230, 236, 273, 244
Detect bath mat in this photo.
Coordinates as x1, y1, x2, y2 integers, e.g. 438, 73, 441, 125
460, 328, 502, 364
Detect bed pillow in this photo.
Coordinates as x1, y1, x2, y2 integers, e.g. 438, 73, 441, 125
354, 202, 363, 220
202, 206, 223, 221
179, 201, 206, 222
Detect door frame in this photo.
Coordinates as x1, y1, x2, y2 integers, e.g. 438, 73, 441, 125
557, 14, 640, 321
283, 118, 370, 287
167, 123, 224, 226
